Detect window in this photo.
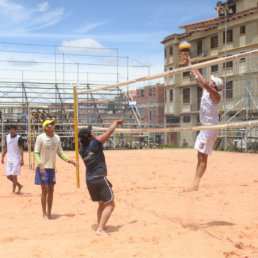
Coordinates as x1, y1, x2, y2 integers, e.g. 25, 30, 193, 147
149, 107, 152, 120
225, 81, 233, 99
211, 35, 218, 49
223, 29, 233, 43
169, 46, 173, 56
149, 87, 152, 96
183, 88, 190, 104
137, 90, 140, 97
183, 71, 190, 77
183, 116, 191, 123
211, 65, 218, 73
240, 25, 245, 35
166, 115, 180, 124
141, 89, 144, 97
227, 5, 236, 15
197, 40, 202, 56
141, 108, 145, 120
169, 89, 173, 101
223, 61, 233, 69
164, 48, 167, 58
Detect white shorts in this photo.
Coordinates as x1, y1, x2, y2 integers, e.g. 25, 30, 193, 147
194, 129, 219, 155
6, 161, 21, 176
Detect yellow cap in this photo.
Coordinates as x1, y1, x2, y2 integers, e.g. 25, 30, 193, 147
42, 119, 56, 130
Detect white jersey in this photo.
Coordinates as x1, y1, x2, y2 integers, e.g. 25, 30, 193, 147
199, 89, 220, 125
6, 134, 21, 163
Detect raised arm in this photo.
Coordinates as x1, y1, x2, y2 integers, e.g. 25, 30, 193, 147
180, 53, 207, 89
180, 54, 221, 104
96, 120, 124, 144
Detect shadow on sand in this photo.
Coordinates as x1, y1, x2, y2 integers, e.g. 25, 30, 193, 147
91, 219, 138, 233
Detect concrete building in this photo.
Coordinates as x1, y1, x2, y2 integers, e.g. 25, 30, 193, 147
136, 83, 165, 145
161, 0, 258, 147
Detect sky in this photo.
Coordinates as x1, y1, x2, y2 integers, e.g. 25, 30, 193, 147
0, 0, 221, 84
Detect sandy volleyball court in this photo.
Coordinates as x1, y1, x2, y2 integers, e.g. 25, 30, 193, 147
0, 149, 257, 258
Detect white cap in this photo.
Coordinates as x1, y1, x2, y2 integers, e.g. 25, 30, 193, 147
210, 75, 224, 91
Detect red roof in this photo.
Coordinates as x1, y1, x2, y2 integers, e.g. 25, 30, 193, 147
180, 17, 217, 28
161, 7, 258, 44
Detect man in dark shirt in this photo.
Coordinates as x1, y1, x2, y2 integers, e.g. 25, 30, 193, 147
79, 119, 123, 236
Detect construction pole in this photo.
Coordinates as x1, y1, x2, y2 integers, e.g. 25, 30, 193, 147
33, 116, 36, 170
223, 5, 228, 151
73, 85, 80, 188
28, 107, 32, 171
1, 109, 4, 154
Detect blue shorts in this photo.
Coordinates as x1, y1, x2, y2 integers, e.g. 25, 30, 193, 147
34, 167, 56, 185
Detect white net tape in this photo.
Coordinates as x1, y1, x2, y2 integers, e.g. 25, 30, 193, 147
76, 48, 258, 134
77, 49, 258, 94
83, 120, 258, 133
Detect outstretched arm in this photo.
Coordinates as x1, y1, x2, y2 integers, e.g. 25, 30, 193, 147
180, 54, 220, 104
58, 152, 77, 166
97, 120, 124, 144
180, 53, 207, 89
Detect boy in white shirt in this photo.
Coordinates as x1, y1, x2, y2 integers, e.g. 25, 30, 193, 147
1, 125, 24, 194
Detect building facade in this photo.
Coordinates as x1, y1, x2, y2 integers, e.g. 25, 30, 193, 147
161, 0, 258, 147
136, 83, 165, 145
136, 83, 164, 125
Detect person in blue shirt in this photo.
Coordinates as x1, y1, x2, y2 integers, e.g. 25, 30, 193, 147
79, 119, 124, 236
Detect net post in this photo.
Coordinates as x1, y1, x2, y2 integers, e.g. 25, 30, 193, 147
28, 108, 32, 171
73, 85, 80, 188
1, 109, 4, 155
33, 116, 36, 170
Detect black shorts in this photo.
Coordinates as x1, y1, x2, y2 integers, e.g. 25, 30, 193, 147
86, 176, 113, 203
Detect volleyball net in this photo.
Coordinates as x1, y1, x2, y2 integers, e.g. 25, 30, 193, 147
73, 48, 258, 187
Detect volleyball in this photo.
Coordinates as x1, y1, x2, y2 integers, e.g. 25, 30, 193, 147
178, 41, 191, 53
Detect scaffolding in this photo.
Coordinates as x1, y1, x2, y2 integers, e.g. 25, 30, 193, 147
0, 42, 155, 157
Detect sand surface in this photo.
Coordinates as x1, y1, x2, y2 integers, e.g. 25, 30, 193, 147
0, 149, 257, 258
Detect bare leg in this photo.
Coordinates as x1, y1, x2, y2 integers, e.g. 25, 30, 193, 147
17, 181, 23, 193
97, 202, 105, 226
41, 185, 48, 219
12, 175, 18, 193
7, 175, 23, 194
7, 175, 15, 193
96, 200, 115, 236
47, 185, 54, 219
185, 151, 208, 192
